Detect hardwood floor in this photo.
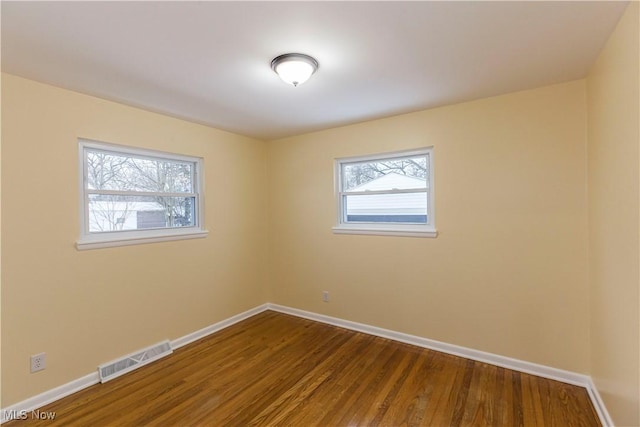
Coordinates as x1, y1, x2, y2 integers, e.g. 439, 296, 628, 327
6, 311, 600, 426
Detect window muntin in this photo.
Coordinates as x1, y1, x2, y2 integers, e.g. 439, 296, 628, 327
78, 140, 206, 249
334, 148, 435, 237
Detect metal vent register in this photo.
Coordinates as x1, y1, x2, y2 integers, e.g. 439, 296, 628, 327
98, 340, 172, 383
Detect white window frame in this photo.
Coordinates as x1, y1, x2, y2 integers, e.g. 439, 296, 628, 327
77, 139, 208, 250
333, 147, 437, 238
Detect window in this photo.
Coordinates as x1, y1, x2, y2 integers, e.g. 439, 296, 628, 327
77, 140, 207, 250
333, 148, 436, 237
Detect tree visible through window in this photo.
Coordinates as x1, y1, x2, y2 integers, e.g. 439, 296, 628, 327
78, 140, 205, 249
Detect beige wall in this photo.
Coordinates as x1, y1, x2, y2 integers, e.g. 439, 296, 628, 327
0, 74, 269, 406
587, 2, 640, 426
268, 81, 589, 373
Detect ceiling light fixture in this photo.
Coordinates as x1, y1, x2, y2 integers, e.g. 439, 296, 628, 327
271, 53, 319, 87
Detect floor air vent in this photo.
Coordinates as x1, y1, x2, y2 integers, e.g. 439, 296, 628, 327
98, 340, 172, 383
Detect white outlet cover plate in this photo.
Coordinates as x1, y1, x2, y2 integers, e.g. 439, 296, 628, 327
31, 353, 46, 372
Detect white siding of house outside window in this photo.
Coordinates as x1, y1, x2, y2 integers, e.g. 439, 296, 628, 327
345, 173, 427, 216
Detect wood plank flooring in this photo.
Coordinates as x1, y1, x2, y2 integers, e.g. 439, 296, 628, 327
6, 311, 600, 426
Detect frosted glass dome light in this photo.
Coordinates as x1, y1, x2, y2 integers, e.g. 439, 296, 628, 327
271, 53, 319, 87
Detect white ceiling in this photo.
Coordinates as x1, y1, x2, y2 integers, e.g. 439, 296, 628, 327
1, 1, 628, 140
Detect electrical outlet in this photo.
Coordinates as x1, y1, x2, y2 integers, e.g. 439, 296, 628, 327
31, 353, 46, 373
322, 291, 329, 302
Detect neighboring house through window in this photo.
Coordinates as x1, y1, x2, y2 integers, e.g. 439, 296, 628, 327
333, 148, 436, 237
77, 139, 207, 250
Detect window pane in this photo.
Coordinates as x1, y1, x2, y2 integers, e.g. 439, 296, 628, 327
87, 150, 193, 193
342, 155, 428, 192
88, 194, 196, 232
344, 192, 427, 224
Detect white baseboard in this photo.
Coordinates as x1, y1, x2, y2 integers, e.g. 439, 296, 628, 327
1, 302, 611, 427
266, 303, 611, 427
267, 303, 589, 386
586, 377, 614, 427
171, 303, 269, 350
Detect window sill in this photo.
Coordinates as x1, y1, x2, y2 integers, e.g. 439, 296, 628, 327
332, 225, 438, 238
77, 229, 209, 250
